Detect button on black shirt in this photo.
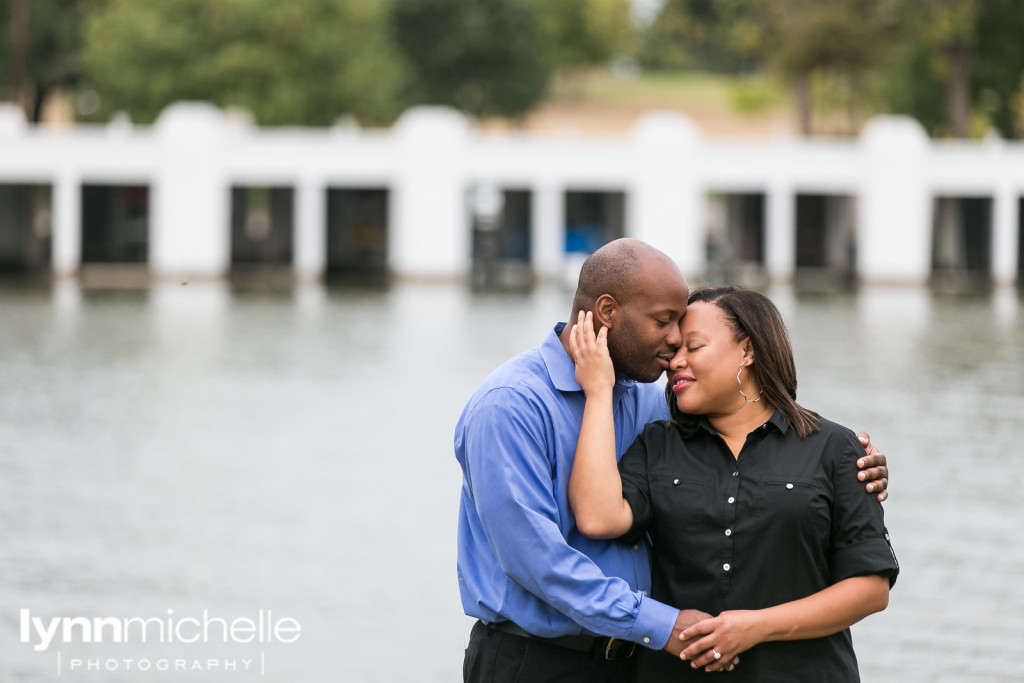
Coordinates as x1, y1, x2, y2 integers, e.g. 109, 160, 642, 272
618, 410, 899, 682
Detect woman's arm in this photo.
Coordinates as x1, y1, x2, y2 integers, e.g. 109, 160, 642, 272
567, 311, 634, 539
679, 574, 890, 671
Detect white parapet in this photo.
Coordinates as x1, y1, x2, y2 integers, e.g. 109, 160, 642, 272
0, 104, 1021, 286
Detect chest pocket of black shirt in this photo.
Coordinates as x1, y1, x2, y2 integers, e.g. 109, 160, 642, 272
650, 475, 707, 535
754, 480, 828, 532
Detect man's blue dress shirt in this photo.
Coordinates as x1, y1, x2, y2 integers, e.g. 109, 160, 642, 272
455, 323, 679, 649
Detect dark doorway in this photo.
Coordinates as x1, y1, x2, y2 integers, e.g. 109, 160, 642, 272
231, 186, 294, 267
705, 192, 766, 285
795, 193, 857, 290
1018, 197, 1023, 290
932, 196, 992, 290
564, 190, 626, 256
470, 185, 533, 290
0, 184, 51, 274
325, 188, 389, 284
81, 184, 149, 264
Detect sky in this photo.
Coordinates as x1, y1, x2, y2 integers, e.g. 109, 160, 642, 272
631, 0, 665, 25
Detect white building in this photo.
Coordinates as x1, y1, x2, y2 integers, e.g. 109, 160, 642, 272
1, 101, 1021, 289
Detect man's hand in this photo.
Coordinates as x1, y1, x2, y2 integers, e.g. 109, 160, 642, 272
856, 431, 888, 502
662, 609, 709, 657
666, 610, 738, 671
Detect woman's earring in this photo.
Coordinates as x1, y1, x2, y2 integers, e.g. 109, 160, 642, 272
737, 363, 762, 404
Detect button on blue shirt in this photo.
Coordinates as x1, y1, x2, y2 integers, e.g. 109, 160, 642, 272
455, 323, 678, 648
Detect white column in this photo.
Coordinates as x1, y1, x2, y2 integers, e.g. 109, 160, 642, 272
992, 183, 1018, 286
629, 112, 703, 278
859, 116, 932, 285
294, 176, 326, 281
391, 107, 471, 280
52, 168, 81, 277
152, 102, 230, 279
765, 179, 795, 282
532, 179, 564, 283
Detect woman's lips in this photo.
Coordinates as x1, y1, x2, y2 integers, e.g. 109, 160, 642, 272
671, 375, 694, 392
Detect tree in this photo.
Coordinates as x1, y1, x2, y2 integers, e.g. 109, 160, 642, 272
973, 1, 1024, 137
878, 0, 1024, 138
721, 0, 905, 136
536, 0, 635, 71
81, 0, 406, 126
0, 0, 86, 123
389, 0, 549, 119
639, 0, 747, 72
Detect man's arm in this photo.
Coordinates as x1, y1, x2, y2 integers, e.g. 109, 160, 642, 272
463, 391, 679, 648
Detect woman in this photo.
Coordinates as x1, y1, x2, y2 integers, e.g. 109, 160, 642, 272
569, 285, 898, 681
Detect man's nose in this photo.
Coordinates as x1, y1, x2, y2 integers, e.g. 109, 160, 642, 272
666, 322, 682, 348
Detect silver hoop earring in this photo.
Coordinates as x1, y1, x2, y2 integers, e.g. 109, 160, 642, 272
737, 364, 762, 404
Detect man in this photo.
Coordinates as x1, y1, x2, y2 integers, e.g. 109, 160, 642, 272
455, 239, 888, 683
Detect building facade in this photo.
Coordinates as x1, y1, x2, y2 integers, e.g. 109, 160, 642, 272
1, 102, 1022, 289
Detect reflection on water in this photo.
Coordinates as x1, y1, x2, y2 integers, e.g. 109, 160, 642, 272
0, 280, 1022, 682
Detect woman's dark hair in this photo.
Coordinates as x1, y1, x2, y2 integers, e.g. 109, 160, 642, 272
667, 285, 820, 439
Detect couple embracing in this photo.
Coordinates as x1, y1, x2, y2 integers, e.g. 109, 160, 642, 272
456, 239, 898, 682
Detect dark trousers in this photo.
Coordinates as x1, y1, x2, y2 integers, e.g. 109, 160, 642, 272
463, 620, 637, 683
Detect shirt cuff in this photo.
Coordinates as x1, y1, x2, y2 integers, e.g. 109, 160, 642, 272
831, 535, 900, 588
626, 593, 678, 650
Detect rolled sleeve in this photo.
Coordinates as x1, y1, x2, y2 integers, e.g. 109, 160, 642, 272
830, 533, 900, 588
828, 433, 900, 587
617, 432, 655, 545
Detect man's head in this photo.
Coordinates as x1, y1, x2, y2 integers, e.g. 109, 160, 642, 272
572, 238, 689, 383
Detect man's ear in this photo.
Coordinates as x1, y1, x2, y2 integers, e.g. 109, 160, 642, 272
594, 294, 618, 331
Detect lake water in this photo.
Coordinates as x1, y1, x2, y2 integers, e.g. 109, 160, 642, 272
1, 279, 1022, 682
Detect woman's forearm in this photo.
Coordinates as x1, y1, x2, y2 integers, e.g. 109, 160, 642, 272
680, 575, 890, 670
756, 575, 890, 641
568, 386, 633, 538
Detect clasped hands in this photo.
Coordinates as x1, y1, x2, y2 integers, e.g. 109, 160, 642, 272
666, 609, 750, 673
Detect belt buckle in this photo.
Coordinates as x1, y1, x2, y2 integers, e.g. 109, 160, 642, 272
603, 637, 636, 661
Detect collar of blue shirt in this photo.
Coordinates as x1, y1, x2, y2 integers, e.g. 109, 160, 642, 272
544, 322, 637, 394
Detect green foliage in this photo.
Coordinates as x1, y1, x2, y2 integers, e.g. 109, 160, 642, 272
0, 0, 86, 121
639, 0, 747, 72
729, 77, 783, 115
389, 0, 549, 118
974, 1, 1024, 137
82, 0, 407, 126
872, 0, 1024, 138
536, 0, 635, 69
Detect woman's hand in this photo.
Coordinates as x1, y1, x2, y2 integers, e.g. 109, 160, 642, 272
568, 310, 634, 539
679, 611, 764, 672
570, 311, 615, 396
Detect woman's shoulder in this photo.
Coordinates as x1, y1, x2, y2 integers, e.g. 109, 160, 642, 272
639, 419, 676, 440
812, 415, 858, 440
803, 414, 863, 458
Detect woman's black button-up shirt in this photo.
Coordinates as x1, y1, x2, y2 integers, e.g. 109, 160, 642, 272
618, 410, 899, 682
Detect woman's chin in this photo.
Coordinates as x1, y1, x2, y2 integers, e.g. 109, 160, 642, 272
675, 400, 705, 415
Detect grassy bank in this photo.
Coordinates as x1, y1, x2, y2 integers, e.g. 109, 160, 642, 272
485, 69, 796, 136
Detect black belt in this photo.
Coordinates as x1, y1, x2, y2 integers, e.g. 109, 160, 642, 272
482, 620, 637, 661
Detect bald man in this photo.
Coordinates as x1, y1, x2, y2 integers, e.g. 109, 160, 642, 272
454, 239, 888, 683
